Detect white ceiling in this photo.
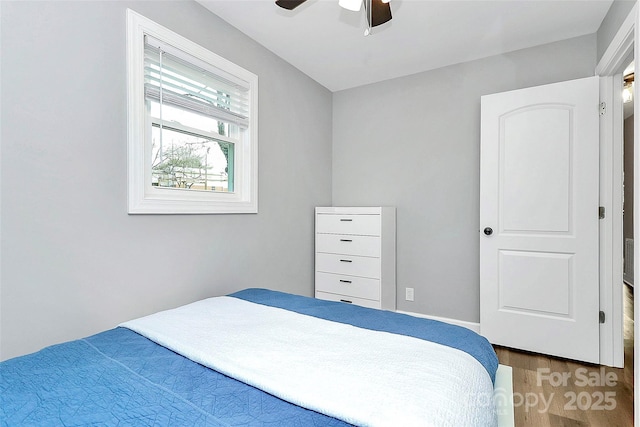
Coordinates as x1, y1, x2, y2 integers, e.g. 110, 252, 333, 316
198, 0, 613, 92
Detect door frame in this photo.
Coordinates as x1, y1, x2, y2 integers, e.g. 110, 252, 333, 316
595, 5, 634, 368
594, 2, 637, 423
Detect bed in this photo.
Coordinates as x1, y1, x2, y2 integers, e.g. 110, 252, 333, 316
1, 288, 510, 426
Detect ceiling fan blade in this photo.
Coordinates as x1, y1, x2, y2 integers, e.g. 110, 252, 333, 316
275, 0, 307, 10
365, 0, 392, 27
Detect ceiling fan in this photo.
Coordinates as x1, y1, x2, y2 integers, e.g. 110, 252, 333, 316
275, 0, 392, 36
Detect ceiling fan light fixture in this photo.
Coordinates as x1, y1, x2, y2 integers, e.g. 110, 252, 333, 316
623, 72, 634, 104
274, 0, 391, 35
339, 0, 362, 12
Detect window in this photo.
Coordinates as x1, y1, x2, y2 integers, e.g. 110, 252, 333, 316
127, 10, 258, 213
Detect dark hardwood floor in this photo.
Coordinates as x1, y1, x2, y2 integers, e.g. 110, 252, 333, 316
494, 284, 634, 426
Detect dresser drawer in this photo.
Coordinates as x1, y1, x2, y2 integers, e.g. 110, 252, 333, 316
316, 214, 380, 236
315, 291, 381, 309
315, 272, 380, 300
315, 234, 381, 257
315, 253, 380, 279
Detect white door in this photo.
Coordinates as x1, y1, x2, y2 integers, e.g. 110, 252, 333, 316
480, 76, 600, 364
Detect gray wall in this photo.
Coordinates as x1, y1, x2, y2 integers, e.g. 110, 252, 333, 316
0, 1, 332, 360
596, 0, 636, 63
0, 0, 625, 359
332, 34, 597, 322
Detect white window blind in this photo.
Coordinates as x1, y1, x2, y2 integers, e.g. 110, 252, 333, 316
144, 36, 250, 128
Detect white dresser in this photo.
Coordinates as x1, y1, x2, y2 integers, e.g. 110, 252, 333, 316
315, 207, 396, 310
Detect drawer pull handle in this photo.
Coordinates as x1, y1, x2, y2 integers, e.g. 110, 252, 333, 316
339, 259, 353, 263
340, 299, 353, 304
340, 279, 352, 283
340, 218, 353, 222
340, 239, 353, 242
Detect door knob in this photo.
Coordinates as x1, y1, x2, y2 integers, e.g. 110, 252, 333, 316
483, 227, 493, 236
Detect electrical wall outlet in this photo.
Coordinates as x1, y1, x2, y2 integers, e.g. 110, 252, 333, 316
405, 287, 414, 301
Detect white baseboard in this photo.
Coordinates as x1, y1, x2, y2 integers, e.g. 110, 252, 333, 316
495, 365, 515, 427
396, 310, 481, 333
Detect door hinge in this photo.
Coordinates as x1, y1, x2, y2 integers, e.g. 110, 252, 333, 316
600, 101, 606, 116
599, 206, 605, 219
599, 311, 606, 324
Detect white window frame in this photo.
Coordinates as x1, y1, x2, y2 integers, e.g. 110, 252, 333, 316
126, 9, 258, 214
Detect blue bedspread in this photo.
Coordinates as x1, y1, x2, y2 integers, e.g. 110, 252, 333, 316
1, 327, 349, 426
1, 289, 498, 426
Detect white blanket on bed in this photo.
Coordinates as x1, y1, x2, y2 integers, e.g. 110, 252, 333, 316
121, 296, 497, 427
